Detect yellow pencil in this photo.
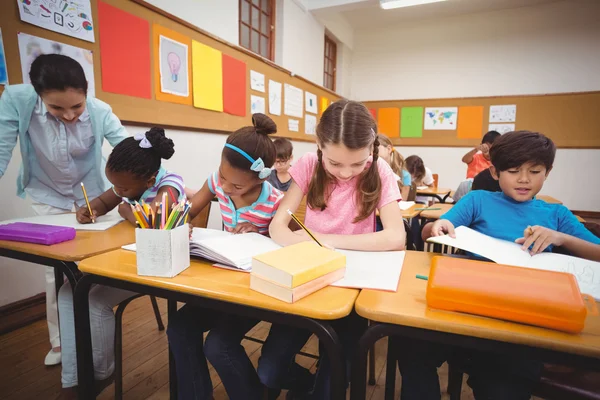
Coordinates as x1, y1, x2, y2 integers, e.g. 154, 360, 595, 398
287, 209, 323, 247
80, 182, 95, 223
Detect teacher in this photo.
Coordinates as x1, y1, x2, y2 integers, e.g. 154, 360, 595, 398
0, 54, 128, 366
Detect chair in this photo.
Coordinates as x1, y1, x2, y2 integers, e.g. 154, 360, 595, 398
407, 183, 417, 202
113, 203, 212, 399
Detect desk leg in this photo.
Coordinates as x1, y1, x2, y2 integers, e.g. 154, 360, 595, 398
168, 299, 178, 400
350, 323, 390, 400
74, 274, 96, 399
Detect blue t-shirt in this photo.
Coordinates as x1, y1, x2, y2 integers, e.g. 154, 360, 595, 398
401, 170, 411, 187
442, 191, 600, 252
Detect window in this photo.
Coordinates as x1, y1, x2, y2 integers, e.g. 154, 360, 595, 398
324, 35, 337, 91
239, 0, 275, 60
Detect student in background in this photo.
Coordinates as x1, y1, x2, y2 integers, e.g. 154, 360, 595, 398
76, 127, 184, 224
471, 166, 502, 192
0, 54, 128, 366
404, 132, 600, 400
461, 130, 501, 179
58, 128, 185, 398
377, 133, 411, 199
168, 114, 312, 400
405, 155, 434, 204
268, 137, 294, 191
266, 100, 406, 398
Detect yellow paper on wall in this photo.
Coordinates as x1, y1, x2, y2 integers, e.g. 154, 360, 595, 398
191, 41, 223, 111
320, 97, 329, 115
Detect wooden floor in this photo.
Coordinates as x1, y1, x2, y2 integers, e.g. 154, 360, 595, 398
1, 296, 523, 400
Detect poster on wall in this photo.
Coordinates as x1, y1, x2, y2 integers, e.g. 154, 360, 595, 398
488, 123, 515, 134
305, 114, 317, 135
0, 29, 8, 85
305, 91, 317, 114
489, 105, 516, 123
424, 107, 458, 130
251, 95, 266, 114
284, 84, 303, 118
17, 0, 96, 43
18, 32, 95, 96
158, 35, 189, 97
250, 70, 265, 92
268, 80, 282, 116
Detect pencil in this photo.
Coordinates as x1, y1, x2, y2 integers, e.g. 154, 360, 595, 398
527, 226, 534, 235
80, 182, 95, 223
161, 192, 167, 229
167, 187, 177, 204
287, 209, 323, 247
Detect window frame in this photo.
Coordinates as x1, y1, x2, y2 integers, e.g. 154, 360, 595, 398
323, 34, 337, 91
239, 0, 275, 61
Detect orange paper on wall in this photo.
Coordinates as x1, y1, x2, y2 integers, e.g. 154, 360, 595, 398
378, 108, 400, 138
153, 25, 192, 105
369, 108, 377, 120
457, 106, 484, 139
222, 54, 247, 116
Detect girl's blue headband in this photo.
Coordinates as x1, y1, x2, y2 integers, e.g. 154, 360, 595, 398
224, 143, 272, 179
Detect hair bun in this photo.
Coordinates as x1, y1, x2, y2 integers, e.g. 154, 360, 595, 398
145, 127, 175, 160
252, 113, 277, 136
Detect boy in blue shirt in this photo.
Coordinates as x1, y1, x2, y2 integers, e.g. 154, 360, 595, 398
398, 131, 600, 400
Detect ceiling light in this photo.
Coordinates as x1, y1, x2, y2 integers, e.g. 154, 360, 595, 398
380, 0, 447, 10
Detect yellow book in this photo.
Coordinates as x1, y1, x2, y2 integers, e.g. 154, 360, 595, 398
251, 242, 346, 288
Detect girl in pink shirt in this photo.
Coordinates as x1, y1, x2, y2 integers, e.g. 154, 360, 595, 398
259, 100, 406, 399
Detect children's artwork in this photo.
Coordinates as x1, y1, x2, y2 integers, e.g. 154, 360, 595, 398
489, 105, 516, 123
98, 1, 151, 98
424, 107, 458, 130
320, 97, 330, 115
378, 108, 400, 138
17, 0, 95, 43
457, 106, 484, 139
153, 24, 192, 104
17, 32, 95, 96
0, 29, 8, 85
191, 40, 223, 111
488, 123, 515, 134
305, 114, 317, 135
250, 70, 265, 92
400, 107, 424, 138
305, 91, 317, 114
250, 95, 266, 114
268, 80, 282, 116
222, 55, 246, 117
284, 84, 303, 118
288, 119, 299, 132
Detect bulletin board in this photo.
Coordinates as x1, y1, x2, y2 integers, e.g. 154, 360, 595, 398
0, 0, 340, 142
364, 91, 600, 148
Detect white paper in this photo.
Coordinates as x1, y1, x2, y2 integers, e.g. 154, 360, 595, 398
331, 250, 406, 291
158, 35, 189, 97
0, 213, 123, 231
305, 91, 317, 114
250, 70, 265, 92
489, 105, 517, 123
250, 95, 266, 114
284, 84, 303, 118
305, 114, 317, 135
416, 186, 428, 190
288, 119, 299, 132
17, 0, 95, 43
268, 80, 282, 116
0, 28, 8, 85
18, 32, 96, 97
399, 201, 415, 211
488, 123, 515, 134
427, 226, 600, 300
424, 107, 458, 130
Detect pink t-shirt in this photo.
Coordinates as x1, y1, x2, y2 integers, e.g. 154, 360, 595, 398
289, 152, 401, 235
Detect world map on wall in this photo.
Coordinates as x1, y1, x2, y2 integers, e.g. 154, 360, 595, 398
424, 107, 459, 130
426, 110, 456, 126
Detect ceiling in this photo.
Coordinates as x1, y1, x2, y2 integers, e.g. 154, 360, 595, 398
307, 0, 560, 29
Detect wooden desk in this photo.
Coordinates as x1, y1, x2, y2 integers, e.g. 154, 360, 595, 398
416, 186, 452, 203
350, 251, 600, 399
418, 204, 454, 220
538, 194, 563, 204
401, 203, 422, 219
75, 250, 358, 399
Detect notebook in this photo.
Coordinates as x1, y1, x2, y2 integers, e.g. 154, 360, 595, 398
0, 222, 76, 245
330, 250, 406, 291
399, 201, 415, 211
0, 213, 124, 232
427, 226, 600, 300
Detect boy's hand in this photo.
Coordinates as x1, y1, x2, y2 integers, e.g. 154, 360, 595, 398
232, 222, 259, 234
515, 225, 566, 255
430, 219, 456, 238
76, 206, 97, 224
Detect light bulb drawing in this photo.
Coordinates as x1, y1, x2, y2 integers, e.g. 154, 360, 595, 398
167, 52, 181, 82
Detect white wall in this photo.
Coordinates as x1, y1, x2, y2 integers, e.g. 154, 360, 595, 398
143, 0, 239, 45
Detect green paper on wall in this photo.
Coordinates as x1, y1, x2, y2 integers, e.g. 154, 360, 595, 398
401, 107, 424, 138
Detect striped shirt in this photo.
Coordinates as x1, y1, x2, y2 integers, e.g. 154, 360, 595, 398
208, 171, 283, 235
120, 166, 185, 204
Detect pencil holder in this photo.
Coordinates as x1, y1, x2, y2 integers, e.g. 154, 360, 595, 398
135, 224, 190, 277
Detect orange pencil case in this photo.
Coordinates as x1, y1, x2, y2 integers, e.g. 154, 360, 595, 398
426, 256, 597, 333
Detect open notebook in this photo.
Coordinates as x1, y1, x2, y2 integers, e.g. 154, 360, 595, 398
0, 213, 124, 231
427, 226, 600, 300
123, 228, 405, 291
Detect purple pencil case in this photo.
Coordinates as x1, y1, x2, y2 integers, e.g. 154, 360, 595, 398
0, 223, 76, 245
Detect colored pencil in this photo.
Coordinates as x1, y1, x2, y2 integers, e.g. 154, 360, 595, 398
80, 182, 95, 223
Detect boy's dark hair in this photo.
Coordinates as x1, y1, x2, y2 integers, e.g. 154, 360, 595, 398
482, 130, 501, 145
29, 54, 88, 95
273, 138, 293, 160
405, 155, 426, 182
107, 127, 175, 179
224, 113, 277, 174
490, 131, 556, 172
